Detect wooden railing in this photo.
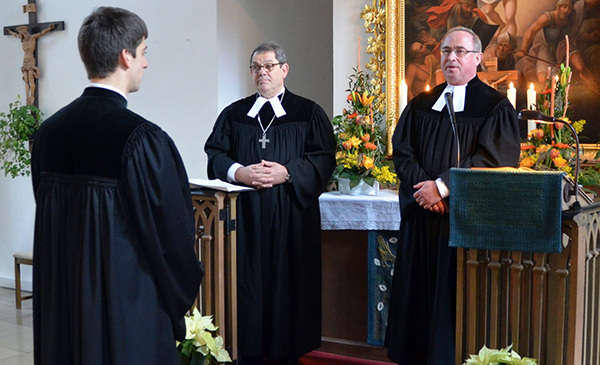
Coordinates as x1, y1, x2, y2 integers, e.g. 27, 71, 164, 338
456, 202, 600, 364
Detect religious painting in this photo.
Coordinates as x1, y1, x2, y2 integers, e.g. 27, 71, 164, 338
386, 0, 600, 144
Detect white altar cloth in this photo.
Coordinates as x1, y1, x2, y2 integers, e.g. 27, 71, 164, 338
318, 190, 401, 231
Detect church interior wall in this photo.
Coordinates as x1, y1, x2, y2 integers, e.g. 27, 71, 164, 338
0, 0, 366, 294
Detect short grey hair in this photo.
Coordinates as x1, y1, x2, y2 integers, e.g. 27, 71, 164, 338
441, 26, 482, 52
250, 41, 287, 65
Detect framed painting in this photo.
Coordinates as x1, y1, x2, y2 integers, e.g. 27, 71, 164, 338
385, 0, 600, 156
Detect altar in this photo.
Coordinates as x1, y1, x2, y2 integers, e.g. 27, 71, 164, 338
318, 190, 400, 362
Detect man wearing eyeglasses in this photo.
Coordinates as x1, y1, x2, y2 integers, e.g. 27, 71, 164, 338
386, 27, 520, 365
205, 42, 336, 364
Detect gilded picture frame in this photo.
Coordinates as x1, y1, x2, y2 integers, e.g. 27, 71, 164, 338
385, 0, 403, 156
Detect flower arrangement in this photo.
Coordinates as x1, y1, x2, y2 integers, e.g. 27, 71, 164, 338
176, 307, 232, 365
464, 344, 537, 365
519, 63, 586, 181
331, 68, 397, 189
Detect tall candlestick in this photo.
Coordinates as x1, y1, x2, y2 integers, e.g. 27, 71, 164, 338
527, 83, 536, 133
399, 79, 408, 116
507, 82, 516, 109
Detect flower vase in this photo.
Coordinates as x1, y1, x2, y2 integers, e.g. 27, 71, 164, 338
338, 178, 380, 195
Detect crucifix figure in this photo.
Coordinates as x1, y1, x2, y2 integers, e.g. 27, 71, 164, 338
4, 0, 64, 107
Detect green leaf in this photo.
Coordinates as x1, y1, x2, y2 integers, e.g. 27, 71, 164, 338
363, 176, 375, 186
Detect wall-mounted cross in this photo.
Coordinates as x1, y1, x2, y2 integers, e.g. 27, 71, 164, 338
3, 0, 64, 107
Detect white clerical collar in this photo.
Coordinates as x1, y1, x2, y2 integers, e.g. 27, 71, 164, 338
247, 87, 287, 118
432, 84, 467, 112
86, 83, 128, 100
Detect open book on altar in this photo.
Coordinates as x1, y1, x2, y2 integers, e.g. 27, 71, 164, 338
189, 178, 255, 192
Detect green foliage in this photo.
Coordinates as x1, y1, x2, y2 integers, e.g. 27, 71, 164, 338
0, 96, 43, 178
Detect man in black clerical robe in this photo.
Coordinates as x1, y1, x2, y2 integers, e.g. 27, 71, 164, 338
205, 42, 336, 364
31, 8, 202, 365
386, 27, 520, 365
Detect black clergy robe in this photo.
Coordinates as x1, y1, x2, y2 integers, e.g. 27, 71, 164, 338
31, 87, 202, 365
386, 76, 520, 365
204, 89, 336, 361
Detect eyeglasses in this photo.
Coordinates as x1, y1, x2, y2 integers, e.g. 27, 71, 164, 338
441, 47, 480, 57
250, 63, 282, 73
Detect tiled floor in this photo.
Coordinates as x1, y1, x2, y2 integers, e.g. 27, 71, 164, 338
0, 288, 33, 365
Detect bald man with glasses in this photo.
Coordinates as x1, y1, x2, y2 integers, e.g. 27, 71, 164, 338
385, 27, 520, 365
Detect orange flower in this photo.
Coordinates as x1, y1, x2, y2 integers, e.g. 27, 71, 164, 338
553, 156, 568, 168
342, 140, 352, 150
536, 145, 550, 153
364, 142, 377, 150
521, 144, 535, 150
520, 156, 534, 167
349, 137, 362, 148
555, 121, 564, 130
361, 133, 371, 142
554, 143, 570, 149
362, 156, 374, 169
348, 112, 358, 119
550, 148, 561, 159
347, 93, 353, 101
533, 128, 544, 140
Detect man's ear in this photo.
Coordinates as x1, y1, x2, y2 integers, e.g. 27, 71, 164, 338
119, 49, 132, 69
281, 63, 289, 79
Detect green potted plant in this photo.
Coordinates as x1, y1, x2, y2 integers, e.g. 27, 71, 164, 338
0, 96, 43, 178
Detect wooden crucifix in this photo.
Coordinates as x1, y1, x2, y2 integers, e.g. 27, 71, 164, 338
4, 0, 64, 107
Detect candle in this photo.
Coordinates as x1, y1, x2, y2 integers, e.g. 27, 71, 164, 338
399, 79, 408, 115
425, 84, 430, 92
551, 75, 557, 117
507, 82, 516, 109
527, 83, 536, 133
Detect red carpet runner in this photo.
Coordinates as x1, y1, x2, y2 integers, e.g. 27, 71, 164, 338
298, 351, 393, 365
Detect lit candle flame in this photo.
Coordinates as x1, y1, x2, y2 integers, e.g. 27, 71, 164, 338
425, 84, 430, 92
529, 83, 534, 91
509, 82, 514, 89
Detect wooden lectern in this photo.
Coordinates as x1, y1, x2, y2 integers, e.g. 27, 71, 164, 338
449, 168, 600, 365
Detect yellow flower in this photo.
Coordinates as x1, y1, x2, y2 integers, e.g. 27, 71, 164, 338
372, 165, 397, 184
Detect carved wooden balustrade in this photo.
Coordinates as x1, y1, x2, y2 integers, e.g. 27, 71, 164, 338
190, 189, 239, 361
455, 202, 600, 365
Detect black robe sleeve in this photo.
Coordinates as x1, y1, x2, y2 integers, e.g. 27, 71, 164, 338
284, 103, 336, 208
123, 124, 203, 341
205, 106, 238, 181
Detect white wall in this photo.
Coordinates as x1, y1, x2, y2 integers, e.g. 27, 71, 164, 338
216, 0, 333, 117
0, 0, 347, 292
333, 0, 371, 117
0, 0, 218, 290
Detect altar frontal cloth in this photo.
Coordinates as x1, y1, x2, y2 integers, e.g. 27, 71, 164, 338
449, 168, 563, 253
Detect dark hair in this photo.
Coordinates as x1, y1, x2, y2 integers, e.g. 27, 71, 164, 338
78, 7, 148, 79
250, 41, 287, 65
